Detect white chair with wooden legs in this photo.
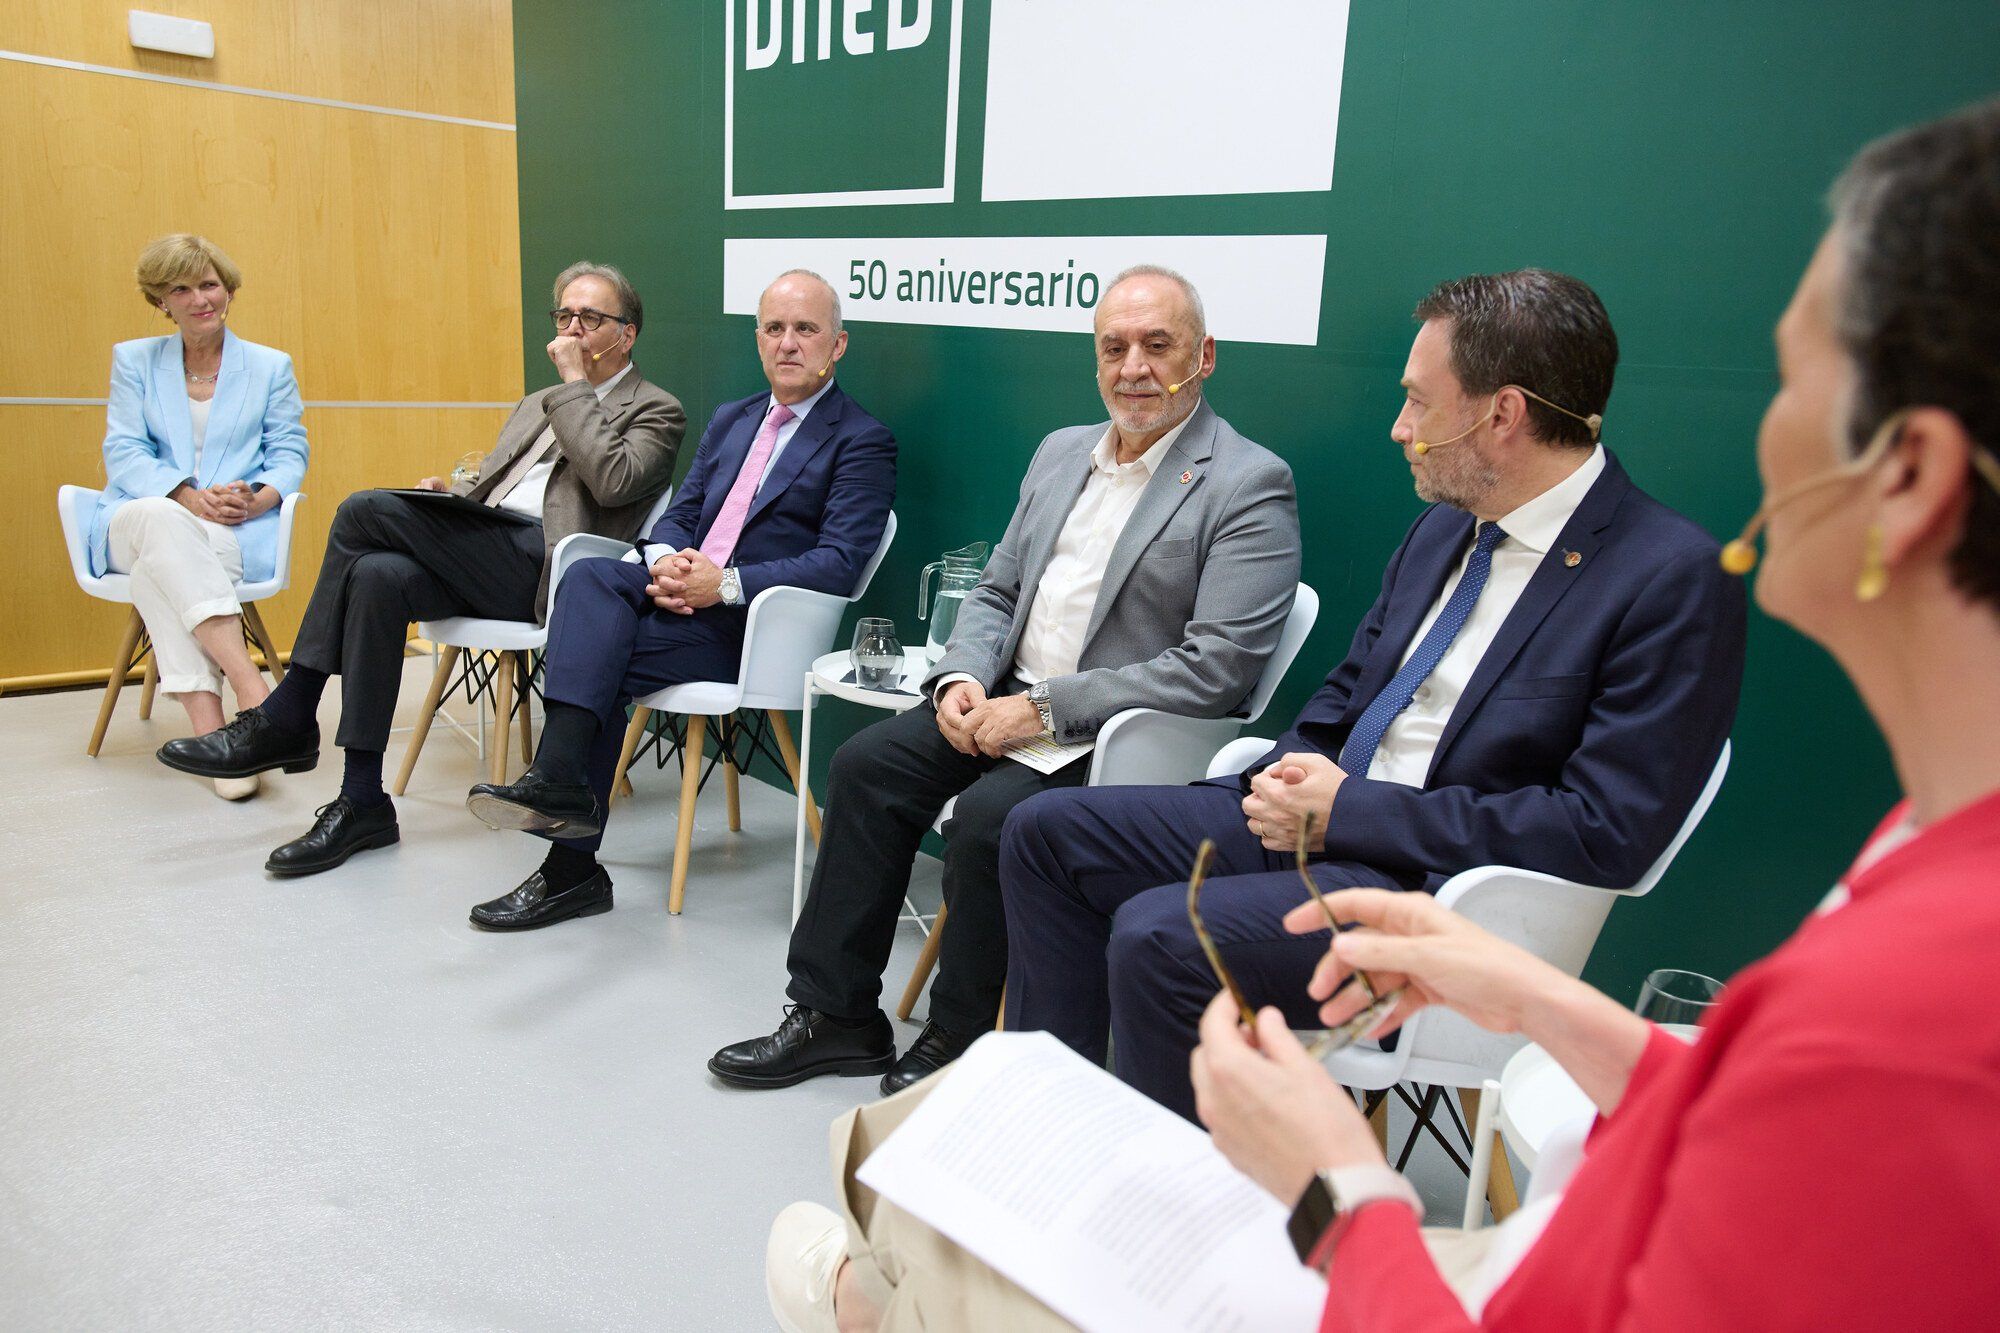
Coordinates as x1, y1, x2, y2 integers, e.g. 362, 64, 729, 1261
601, 512, 899, 914
58, 485, 303, 756
1198, 734, 1734, 1222
896, 583, 1324, 1021
393, 489, 675, 794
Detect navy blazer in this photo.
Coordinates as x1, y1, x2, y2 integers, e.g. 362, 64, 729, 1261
647, 381, 897, 603
1247, 450, 1746, 890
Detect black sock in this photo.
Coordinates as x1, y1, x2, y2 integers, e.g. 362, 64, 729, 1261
534, 702, 600, 785
341, 748, 388, 809
819, 1009, 879, 1029
539, 842, 599, 890
259, 665, 328, 734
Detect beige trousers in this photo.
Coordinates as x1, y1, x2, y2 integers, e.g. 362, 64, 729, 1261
831, 1073, 1497, 1330
107, 496, 243, 696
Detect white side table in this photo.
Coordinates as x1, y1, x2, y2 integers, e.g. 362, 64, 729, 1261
792, 649, 929, 922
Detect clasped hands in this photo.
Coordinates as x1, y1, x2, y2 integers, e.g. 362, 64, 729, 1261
1242, 751, 1344, 852
173, 479, 273, 526
646, 550, 724, 614
935, 680, 1045, 757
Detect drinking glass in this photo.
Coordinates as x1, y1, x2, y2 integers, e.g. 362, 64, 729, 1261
850, 618, 903, 690
449, 451, 485, 486
1634, 968, 1724, 1034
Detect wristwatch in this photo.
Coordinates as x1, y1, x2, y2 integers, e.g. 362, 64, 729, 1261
1285, 1165, 1424, 1269
1027, 680, 1054, 734
719, 566, 743, 605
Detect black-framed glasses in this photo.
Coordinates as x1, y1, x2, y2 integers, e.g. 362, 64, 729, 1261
549, 306, 631, 333
1185, 814, 1404, 1057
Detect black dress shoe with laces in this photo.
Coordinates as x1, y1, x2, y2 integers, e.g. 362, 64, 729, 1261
708, 1005, 896, 1088
465, 767, 602, 838
469, 867, 614, 930
879, 1020, 978, 1095
265, 796, 399, 877
158, 709, 319, 779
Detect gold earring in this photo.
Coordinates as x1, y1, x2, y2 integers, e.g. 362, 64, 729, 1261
1856, 523, 1889, 602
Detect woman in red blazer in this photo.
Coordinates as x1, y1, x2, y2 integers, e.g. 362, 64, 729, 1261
1193, 97, 2000, 1331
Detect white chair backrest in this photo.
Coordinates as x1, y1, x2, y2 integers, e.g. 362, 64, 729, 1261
850, 510, 897, 600
1618, 739, 1730, 898
56, 485, 97, 585
1241, 583, 1318, 723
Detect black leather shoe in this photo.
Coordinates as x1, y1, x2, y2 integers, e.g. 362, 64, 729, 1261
465, 767, 602, 838
158, 709, 318, 779
879, 1020, 978, 1095
708, 1005, 895, 1088
265, 796, 399, 877
469, 867, 613, 930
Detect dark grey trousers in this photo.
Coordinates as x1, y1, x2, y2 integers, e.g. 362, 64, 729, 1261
289, 490, 543, 752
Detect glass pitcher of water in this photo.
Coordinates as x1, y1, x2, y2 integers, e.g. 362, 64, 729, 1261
917, 541, 989, 663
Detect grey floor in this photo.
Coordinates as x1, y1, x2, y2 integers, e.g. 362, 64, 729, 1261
1, 656, 1479, 1331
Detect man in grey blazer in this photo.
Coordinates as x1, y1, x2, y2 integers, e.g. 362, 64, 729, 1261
709, 266, 1300, 1094
159, 262, 686, 877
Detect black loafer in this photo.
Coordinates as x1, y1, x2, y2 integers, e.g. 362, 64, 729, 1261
879, 1020, 978, 1095
159, 709, 318, 779
265, 796, 399, 877
469, 867, 613, 930
708, 1005, 895, 1089
465, 768, 602, 838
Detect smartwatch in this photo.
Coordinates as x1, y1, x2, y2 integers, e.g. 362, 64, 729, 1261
1286, 1165, 1424, 1267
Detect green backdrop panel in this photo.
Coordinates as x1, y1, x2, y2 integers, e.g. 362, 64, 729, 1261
513, 0, 1997, 1004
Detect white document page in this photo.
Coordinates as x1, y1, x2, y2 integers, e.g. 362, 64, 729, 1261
856, 1031, 1327, 1333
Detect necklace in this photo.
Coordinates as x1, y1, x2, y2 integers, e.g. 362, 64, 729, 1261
185, 370, 219, 384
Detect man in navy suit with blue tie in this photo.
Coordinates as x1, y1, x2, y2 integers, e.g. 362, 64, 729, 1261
462, 270, 897, 928
999, 269, 1748, 1119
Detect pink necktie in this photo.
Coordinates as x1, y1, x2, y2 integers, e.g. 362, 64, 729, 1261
699, 402, 794, 567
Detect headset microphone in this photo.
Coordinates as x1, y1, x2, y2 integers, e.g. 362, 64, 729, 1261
818, 355, 836, 380
1166, 349, 1207, 396
587, 324, 628, 364
1413, 388, 1604, 455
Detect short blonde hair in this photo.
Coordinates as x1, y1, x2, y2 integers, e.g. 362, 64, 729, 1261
136, 234, 243, 310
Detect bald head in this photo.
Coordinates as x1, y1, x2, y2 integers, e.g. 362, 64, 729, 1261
757, 269, 849, 404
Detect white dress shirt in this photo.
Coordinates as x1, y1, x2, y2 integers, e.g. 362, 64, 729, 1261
497, 361, 635, 519
935, 416, 1191, 703
641, 377, 837, 597
1361, 445, 1607, 787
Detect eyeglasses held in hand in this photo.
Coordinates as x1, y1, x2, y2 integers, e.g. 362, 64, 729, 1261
1184, 814, 1404, 1057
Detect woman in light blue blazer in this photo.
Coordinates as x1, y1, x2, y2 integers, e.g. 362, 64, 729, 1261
92, 235, 309, 798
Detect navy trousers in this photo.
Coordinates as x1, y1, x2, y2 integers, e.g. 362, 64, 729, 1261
1000, 781, 1423, 1121
538, 556, 744, 853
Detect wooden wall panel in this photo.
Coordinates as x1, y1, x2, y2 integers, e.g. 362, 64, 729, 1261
0, 62, 522, 403
1, 0, 521, 688
0, 0, 514, 126
7, 405, 513, 681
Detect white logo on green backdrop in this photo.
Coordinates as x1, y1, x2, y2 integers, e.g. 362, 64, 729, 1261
725, 0, 965, 209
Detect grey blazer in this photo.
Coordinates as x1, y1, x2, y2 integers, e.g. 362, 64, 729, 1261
457, 367, 687, 617
922, 398, 1301, 741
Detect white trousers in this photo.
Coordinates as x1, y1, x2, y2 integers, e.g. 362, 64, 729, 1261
107, 496, 244, 697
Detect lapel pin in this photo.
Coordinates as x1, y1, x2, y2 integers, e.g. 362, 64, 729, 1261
1179, 469, 1194, 485
1563, 550, 1582, 568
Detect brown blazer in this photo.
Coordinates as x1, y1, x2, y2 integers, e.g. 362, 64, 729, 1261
457, 366, 686, 618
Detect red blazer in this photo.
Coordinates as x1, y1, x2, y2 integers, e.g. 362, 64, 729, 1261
1321, 787, 2000, 1331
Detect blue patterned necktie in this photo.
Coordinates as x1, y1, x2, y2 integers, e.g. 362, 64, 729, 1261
1337, 522, 1507, 776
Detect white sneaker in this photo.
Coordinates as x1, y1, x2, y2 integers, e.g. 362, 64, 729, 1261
213, 774, 259, 801
766, 1201, 848, 1333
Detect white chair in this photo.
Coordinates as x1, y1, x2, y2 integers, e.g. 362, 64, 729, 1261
393, 487, 675, 792
57, 484, 305, 756
592, 512, 900, 914
896, 584, 1323, 1022
1202, 733, 1732, 1215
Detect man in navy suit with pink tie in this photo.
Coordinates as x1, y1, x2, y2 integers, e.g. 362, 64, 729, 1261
463, 269, 896, 929
999, 269, 1748, 1120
